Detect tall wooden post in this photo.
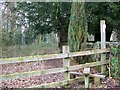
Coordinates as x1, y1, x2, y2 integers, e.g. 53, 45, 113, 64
100, 20, 106, 73
62, 45, 70, 87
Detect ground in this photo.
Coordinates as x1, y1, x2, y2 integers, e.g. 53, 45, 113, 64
1, 59, 119, 89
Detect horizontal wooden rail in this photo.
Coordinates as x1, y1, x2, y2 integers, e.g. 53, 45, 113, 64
0, 53, 67, 64
70, 72, 106, 79
29, 77, 84, 88
69, 49, 109, 57
0, 60, 109, 81
68, 60, 109, 71
29, 70, 106, 88
0, 49, 109, 64
0, 67, 67, 81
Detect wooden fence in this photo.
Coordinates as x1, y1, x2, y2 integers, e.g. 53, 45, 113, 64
0, 20, 110, 88
0, 47, 110, 88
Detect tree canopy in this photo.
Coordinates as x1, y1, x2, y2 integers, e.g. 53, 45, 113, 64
85, 2, 120, 34
1, 2, 120, 46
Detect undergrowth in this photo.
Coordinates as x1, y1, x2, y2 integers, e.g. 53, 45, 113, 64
111, 45, 120, 85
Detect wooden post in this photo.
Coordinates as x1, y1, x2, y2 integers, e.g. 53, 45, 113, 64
83, 68, 90, 88
62, 45, 70, 88
94, 77, 100, 86
100, 20, 106, 74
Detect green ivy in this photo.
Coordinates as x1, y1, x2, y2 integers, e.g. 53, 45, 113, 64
111, 46, 120, 81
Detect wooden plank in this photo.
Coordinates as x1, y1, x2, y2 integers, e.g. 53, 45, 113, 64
68, 60, 109, 71
69, 49, 109, 57
70, 72, 105, 79
0, 60, 109, 81
0, 68, 67, 81
0, 53, 68, 64
28, 77, 84, 88
0, 49, 109, 65
70, 72, 83, 75
91, 74, 105, 79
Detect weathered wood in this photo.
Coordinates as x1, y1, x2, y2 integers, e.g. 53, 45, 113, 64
84, 68, 90, 74
94, 77, 100, 86
63, 58, 70, 79
62, 45, 70, 88
69, 49, 109, 57
70, 72, 105, 79
0, 49, 109, 64
101, 20, 106, 49
100, 20, 106, 73
83, 68, 90, 88
28, 73, 104, 88
91, 74, 105, 79
0, 53, 68, 64
68, 60, 109, 71
71, 69, 105, 87
70, 72, 83, 75
0, 68, 67, 81
29, 77, 84, 88
0, 60, 109, 81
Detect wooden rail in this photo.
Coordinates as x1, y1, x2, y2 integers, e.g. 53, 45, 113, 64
0, 60, 109, 81
29, 77, 84, 88
0, 48, 110, 88
0, 49, 109, 64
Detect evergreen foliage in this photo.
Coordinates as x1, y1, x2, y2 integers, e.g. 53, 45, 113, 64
68, 2, 88, 52
111, 45, 120, 84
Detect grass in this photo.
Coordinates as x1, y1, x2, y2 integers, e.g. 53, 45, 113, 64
0, 42, 60, 58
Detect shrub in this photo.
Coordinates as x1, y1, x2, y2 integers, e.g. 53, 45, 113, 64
111, 45, 120, 85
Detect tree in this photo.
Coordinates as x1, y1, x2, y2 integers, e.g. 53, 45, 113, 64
68, 1, 88, 52
1, 2, 17, 46
2, 2, 119, 48
85, 2, 120, 41
16, 2, 71, 47
55, 2, 71, 51
16, 2, 55, 44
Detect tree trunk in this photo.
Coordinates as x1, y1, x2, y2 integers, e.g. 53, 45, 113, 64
58, 30, 68, 52
56, 3, 68, 52
68, 1, 88, 52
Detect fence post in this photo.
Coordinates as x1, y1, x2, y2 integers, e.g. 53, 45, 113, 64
62, 45, 70, 88
100, 20, 106, 73
84, 68, 90, 88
